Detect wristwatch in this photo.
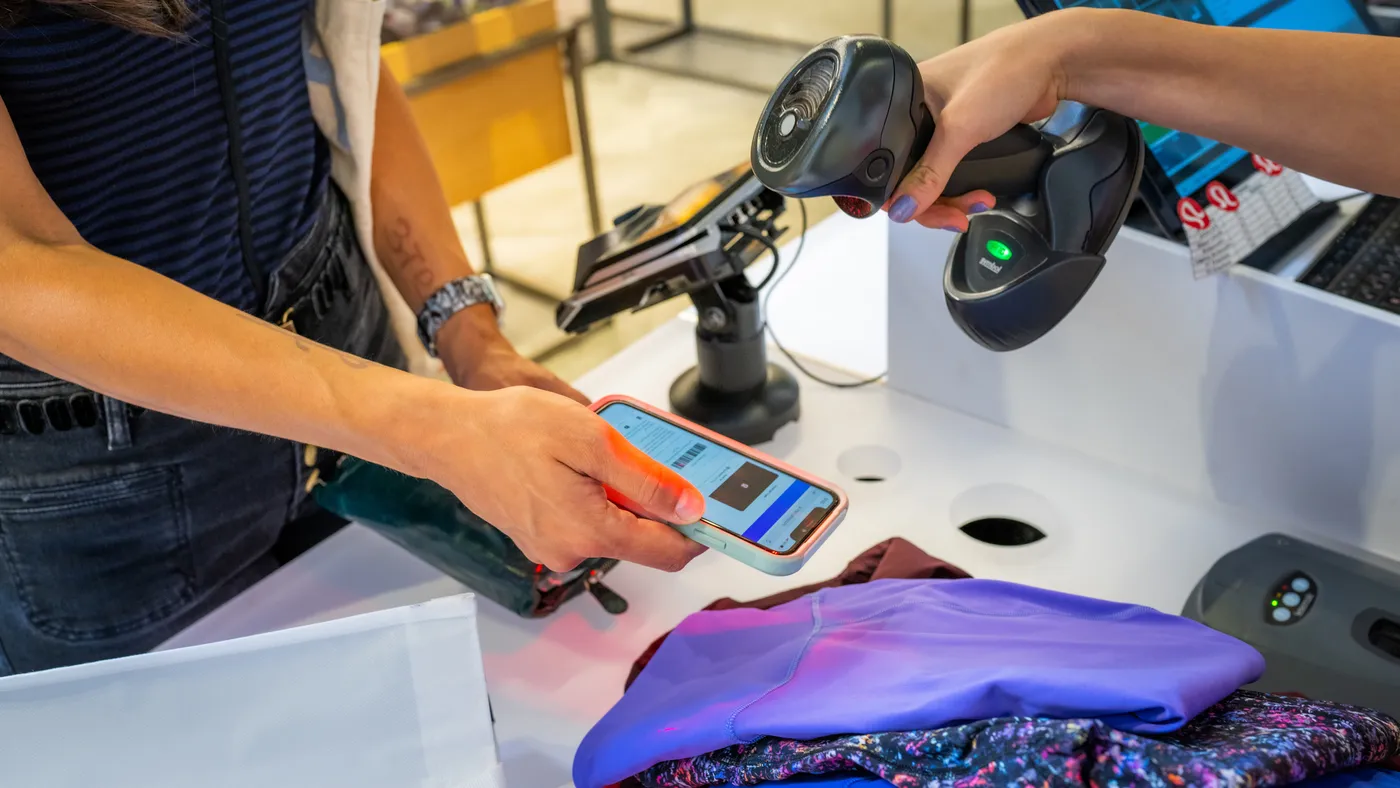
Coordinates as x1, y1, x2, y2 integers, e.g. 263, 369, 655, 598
416, 274, 506, 357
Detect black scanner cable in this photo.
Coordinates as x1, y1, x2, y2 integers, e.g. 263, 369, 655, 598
720, 224, 783, 291
724, 201, 887, 390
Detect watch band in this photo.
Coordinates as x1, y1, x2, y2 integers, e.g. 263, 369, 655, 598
416, 275, 505, 357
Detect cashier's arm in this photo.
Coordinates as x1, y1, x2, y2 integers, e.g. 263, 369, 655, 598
895, 8, 1400, 228
0, 95, 703, 573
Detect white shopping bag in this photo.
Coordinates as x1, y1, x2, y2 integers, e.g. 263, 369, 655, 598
0, 593, 502, 788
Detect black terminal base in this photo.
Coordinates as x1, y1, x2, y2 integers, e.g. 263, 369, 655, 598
670, 363, 800, 446
668, 274, 800, 445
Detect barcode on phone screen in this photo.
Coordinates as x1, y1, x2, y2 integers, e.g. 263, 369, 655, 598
672, 443, 706, 469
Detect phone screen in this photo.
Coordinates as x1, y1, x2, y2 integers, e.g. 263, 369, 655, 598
598, 402, 839, 554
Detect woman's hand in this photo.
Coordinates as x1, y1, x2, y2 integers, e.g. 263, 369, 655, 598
436, 305, 590, 405
887, 13, 1072, 231
451, 340, 590, 405
414, 311, 703, 571
404, 383, 707, 572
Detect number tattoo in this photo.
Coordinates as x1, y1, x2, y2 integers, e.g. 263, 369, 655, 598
380, 216, 436, 295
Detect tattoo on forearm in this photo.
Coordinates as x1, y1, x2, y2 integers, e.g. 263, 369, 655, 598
233, 311, 370, 369
379, 216, 436, 297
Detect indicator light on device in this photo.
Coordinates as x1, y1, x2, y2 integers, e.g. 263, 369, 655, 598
986, 240, 1013, 261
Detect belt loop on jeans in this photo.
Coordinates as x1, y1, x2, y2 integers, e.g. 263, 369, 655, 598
101, 395, 133, 451
275, 252, 353, 336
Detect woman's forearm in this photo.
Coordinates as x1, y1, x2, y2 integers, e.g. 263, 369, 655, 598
0, 238, 453, 478
369, 62, 475, 311
1056, 8, 1400, 194
369, 61, 509, 370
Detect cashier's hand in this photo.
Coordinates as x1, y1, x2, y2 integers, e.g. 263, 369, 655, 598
436, 306, 590, 405
885, 16, 1065, 231
437, 386, 708, 572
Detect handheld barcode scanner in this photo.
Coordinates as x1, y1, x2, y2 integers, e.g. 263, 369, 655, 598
752, 35, 1145, 351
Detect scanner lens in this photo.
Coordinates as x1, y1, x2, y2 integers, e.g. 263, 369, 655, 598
833, 196, 876, 218
986, 240, 1014, 261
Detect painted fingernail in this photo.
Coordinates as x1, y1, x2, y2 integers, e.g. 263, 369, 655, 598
970, 202, 990, 214
940, 225, 960, 232
889, 195, 917, 223
675, 491, 705, 522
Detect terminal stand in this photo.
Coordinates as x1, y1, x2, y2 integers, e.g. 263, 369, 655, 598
669, 275, 799, 446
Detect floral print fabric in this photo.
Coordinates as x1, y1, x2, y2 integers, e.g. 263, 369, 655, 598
638, 691, 1400, 788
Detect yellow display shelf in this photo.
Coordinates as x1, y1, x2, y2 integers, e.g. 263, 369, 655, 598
381, 0, 573, 207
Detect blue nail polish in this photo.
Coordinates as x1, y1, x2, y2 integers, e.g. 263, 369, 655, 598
970, 202, 990, 214
940, 225, 960, 233
889, 195, 917, 223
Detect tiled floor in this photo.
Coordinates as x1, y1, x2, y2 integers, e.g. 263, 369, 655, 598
458, 0, 1025, 381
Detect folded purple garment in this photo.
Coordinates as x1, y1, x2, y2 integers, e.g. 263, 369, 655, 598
574, 579, 1265, 788
1305, 769, 1400, 788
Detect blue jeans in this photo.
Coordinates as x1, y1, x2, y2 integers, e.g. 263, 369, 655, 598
0, 187, 406, 674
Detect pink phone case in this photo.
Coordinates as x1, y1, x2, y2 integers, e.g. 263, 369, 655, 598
591, 394, 850, 576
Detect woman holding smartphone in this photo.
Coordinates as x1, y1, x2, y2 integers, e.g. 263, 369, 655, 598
0, 0, 705, 675
889, 8, 1400, 230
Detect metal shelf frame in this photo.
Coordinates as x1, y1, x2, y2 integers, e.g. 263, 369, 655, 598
588, 0, 971, 94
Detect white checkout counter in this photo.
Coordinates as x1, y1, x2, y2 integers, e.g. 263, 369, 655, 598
156, 191, 1400, 788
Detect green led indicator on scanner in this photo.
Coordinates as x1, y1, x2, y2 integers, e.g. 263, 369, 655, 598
986, 240, 1014, 261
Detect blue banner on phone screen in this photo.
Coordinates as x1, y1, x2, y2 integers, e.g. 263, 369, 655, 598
599, 403, 835, 553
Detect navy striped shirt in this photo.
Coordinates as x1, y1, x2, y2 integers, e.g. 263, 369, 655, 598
0, 0, 330, 312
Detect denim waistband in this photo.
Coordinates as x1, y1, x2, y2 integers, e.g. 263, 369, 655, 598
0, 185, 362, 443
261, 186, 353, 328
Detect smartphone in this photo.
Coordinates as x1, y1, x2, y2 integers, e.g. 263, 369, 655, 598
593, 394, 848, 576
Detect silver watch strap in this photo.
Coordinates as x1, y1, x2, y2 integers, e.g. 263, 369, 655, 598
416, 275, 503, 356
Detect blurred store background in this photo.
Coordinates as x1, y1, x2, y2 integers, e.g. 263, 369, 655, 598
386, 0, 1027, 381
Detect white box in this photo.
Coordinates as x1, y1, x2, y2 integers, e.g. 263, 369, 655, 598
0, 593, 502, 788
887, 196, 1400, 560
